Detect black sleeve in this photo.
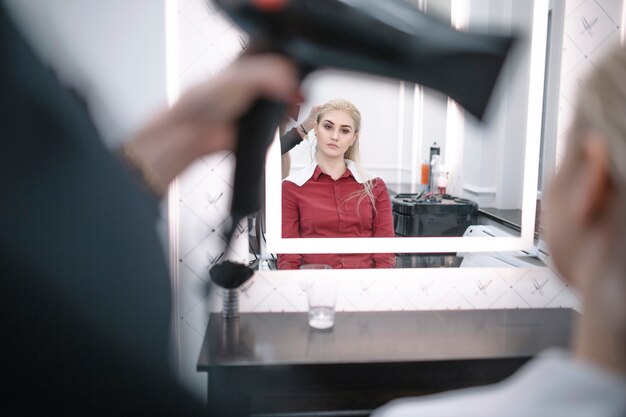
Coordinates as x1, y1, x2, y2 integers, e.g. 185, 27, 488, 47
280, 127, 304, 154
1, 6, 207, 416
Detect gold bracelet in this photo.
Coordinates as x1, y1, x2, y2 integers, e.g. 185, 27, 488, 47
120, 140, 167, 198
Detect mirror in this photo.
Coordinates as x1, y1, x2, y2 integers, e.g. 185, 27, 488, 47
264, 0, 551, 257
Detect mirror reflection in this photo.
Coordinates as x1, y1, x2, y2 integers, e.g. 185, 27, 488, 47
258, 0, 548, 269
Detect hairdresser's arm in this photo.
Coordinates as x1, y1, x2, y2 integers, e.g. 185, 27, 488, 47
279, 105, 320, 155
372, 179, 396, 268
280, 128, 304, 155
120, 55, 300, 198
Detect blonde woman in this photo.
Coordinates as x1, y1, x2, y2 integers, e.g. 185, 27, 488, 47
278, 98, 395, 269
374, 46, 626, 417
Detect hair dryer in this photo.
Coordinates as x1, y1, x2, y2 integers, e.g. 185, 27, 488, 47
212, 0, 513, 273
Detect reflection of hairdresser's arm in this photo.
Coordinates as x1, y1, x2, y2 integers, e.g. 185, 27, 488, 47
280, 106, 319, 155
280, 127, 306, 155
277, 181, 303, 269
372, 179, 396, 268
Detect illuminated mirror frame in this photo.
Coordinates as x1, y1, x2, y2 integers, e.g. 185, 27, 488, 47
265, 0, 549, 255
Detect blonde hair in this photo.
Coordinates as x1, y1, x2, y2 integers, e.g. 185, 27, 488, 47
571, 46, 626, 337
316, 98, 379, 211
573, 46, 626, 188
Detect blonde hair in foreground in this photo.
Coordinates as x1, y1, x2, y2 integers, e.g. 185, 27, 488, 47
569, 46, 626, 345
316, 98, 378, 211
573, 46, 626, 187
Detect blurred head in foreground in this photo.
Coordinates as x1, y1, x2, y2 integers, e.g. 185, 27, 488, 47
545, 45, 626, 373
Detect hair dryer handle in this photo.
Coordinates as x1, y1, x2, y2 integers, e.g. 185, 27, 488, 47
228, 98, 285, 240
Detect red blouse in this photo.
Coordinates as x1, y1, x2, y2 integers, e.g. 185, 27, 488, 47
278, 164, 396, 269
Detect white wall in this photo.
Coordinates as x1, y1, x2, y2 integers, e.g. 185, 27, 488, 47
446, 0, 535, 208
2, 0, 168, 148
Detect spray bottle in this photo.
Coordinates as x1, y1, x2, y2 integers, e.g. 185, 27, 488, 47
429, 142, 440, 193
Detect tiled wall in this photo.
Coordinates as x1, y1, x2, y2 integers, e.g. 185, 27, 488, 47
209, 267, 579, 312
172, 0, 619, 400
556, 0, 623, 166
175, 0, 248, 398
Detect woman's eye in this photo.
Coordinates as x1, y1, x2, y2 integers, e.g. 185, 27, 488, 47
324, 124, 331, 130
342, 129, 350, 134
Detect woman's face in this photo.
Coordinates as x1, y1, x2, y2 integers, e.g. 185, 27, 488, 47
314, 109, 357, 160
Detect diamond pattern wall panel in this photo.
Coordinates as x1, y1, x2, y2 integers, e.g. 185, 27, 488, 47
555, 0, 622, 166
175, 0, 246, 399
201, 268, 580, 313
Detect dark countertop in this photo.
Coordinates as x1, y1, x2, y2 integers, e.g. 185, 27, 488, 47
199, 308, 575, 369
479, 207, 522, 231
198, 309, 575, 415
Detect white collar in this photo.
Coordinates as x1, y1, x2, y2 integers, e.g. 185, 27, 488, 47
284, 159, 372, 186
